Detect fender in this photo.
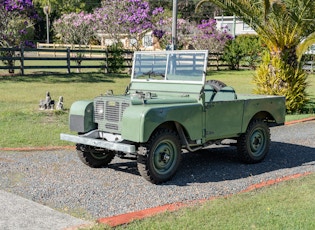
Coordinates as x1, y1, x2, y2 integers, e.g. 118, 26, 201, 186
241, 96, 286, 131
121, 103, 203, 143
69, 100, 97, 133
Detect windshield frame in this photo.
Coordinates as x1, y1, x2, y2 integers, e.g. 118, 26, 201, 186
131, 50, 208, 85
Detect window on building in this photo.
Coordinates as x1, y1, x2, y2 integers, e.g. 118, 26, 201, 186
221, 23, 233, 33
143, 35, 153, 47
243, 23, 253, 31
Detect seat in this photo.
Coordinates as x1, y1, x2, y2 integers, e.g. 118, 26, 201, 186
212, 86, 237, 101
204, 84, 215, 102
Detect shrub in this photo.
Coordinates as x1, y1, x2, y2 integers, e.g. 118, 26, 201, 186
253, 51, 309, 113
107, 43, 125, 73
238, 34, 265, 69
222, 34, 266, 70
222, 39, 243, 70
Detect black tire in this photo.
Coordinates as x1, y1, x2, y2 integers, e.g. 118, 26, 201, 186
206, 80, 227, 92
137, 129, 181, 184
237, 120, 270, 163
76, 144, 115, 168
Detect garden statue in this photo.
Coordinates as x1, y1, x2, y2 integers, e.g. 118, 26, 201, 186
39, 91, 55, 110
56, 96, 64, 110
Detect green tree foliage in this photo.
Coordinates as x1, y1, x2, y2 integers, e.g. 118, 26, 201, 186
254, 52, 309, 113
223, 34, 266, 70
33, 0, 102, 16
31, 0, 101, 42
222, 39, 243, 70
0, 1, 37, 73
196, 0, 315, 112
107, 42, 125, 73
238, 34, 265, 69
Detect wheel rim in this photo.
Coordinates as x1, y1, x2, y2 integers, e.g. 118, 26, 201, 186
152, 140, 177, 175
89, 147, 111, 160
249, 129, 266, 156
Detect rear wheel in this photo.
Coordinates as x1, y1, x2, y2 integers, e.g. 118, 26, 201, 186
137, 129, 181, 184
76, 144, 115, 168
237, 120, 270, 163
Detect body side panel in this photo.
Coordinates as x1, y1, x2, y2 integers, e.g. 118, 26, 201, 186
240, 95, 286, 132
122, 103, 203, 143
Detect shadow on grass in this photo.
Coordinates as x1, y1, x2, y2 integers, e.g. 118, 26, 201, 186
207, 69, 252, 76
0, 71, 130, 83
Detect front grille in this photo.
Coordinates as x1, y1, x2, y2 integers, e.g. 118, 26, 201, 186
95, 101, 105, 120
105, 123, 119, 130
105, 101, 120, 122
94, 98, 130, 132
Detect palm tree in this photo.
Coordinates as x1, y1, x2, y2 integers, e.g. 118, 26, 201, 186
196, 0, 315, 112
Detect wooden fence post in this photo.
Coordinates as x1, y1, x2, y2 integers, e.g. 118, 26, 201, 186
20, 45, 25, 75
215, 53, 220, 71
67, 48, 71, 74
105, 49, 109, 73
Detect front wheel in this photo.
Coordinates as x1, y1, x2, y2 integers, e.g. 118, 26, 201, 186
237, 120, 270, 163
137, 129, 181, 184
76, 144, 115, 168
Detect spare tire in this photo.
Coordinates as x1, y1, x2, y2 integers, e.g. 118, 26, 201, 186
205, 80, 227, 92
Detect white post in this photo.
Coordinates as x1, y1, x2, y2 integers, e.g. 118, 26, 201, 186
233, 14, 236, 37
171, 0, 178, 50
43, 6, 50, 44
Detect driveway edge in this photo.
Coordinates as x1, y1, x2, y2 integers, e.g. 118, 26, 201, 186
284, 117, 315, 125
97, 172, 312, 227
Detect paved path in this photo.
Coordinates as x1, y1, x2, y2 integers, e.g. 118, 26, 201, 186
0, 190, 90, 230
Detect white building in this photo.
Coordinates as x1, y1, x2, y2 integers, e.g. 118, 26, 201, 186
214, 16, 256, 37
215, 16, 315, 55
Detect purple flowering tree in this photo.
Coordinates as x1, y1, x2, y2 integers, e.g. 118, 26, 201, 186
53, 12, 96, 45
53, 11, 97, 72
191, 19, 232, 53
153, 17, 195, 50
122, 0, 152, 34
0, 0, 37, 47
0, 0, 38, 73
93, 0, 128, 45
94, 0, 163, 50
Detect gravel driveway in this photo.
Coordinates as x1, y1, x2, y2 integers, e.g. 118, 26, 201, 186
1, 121, 314, 220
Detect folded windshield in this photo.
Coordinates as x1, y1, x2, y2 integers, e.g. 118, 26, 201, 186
132, 50, 208, 83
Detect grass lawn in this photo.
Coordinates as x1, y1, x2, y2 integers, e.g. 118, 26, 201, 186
96, 173, 315, 230
0, 70, 314, 148
0, 72, 130, 148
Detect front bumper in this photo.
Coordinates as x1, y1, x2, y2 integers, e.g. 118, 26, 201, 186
60, 132, 136, 154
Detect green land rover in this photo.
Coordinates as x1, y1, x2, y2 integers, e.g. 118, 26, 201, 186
61, 50, 285, 184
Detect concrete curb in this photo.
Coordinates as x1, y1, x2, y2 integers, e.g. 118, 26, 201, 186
97, 172, 312, 227
0, 146, 75, 152
284, 117, 315, 125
